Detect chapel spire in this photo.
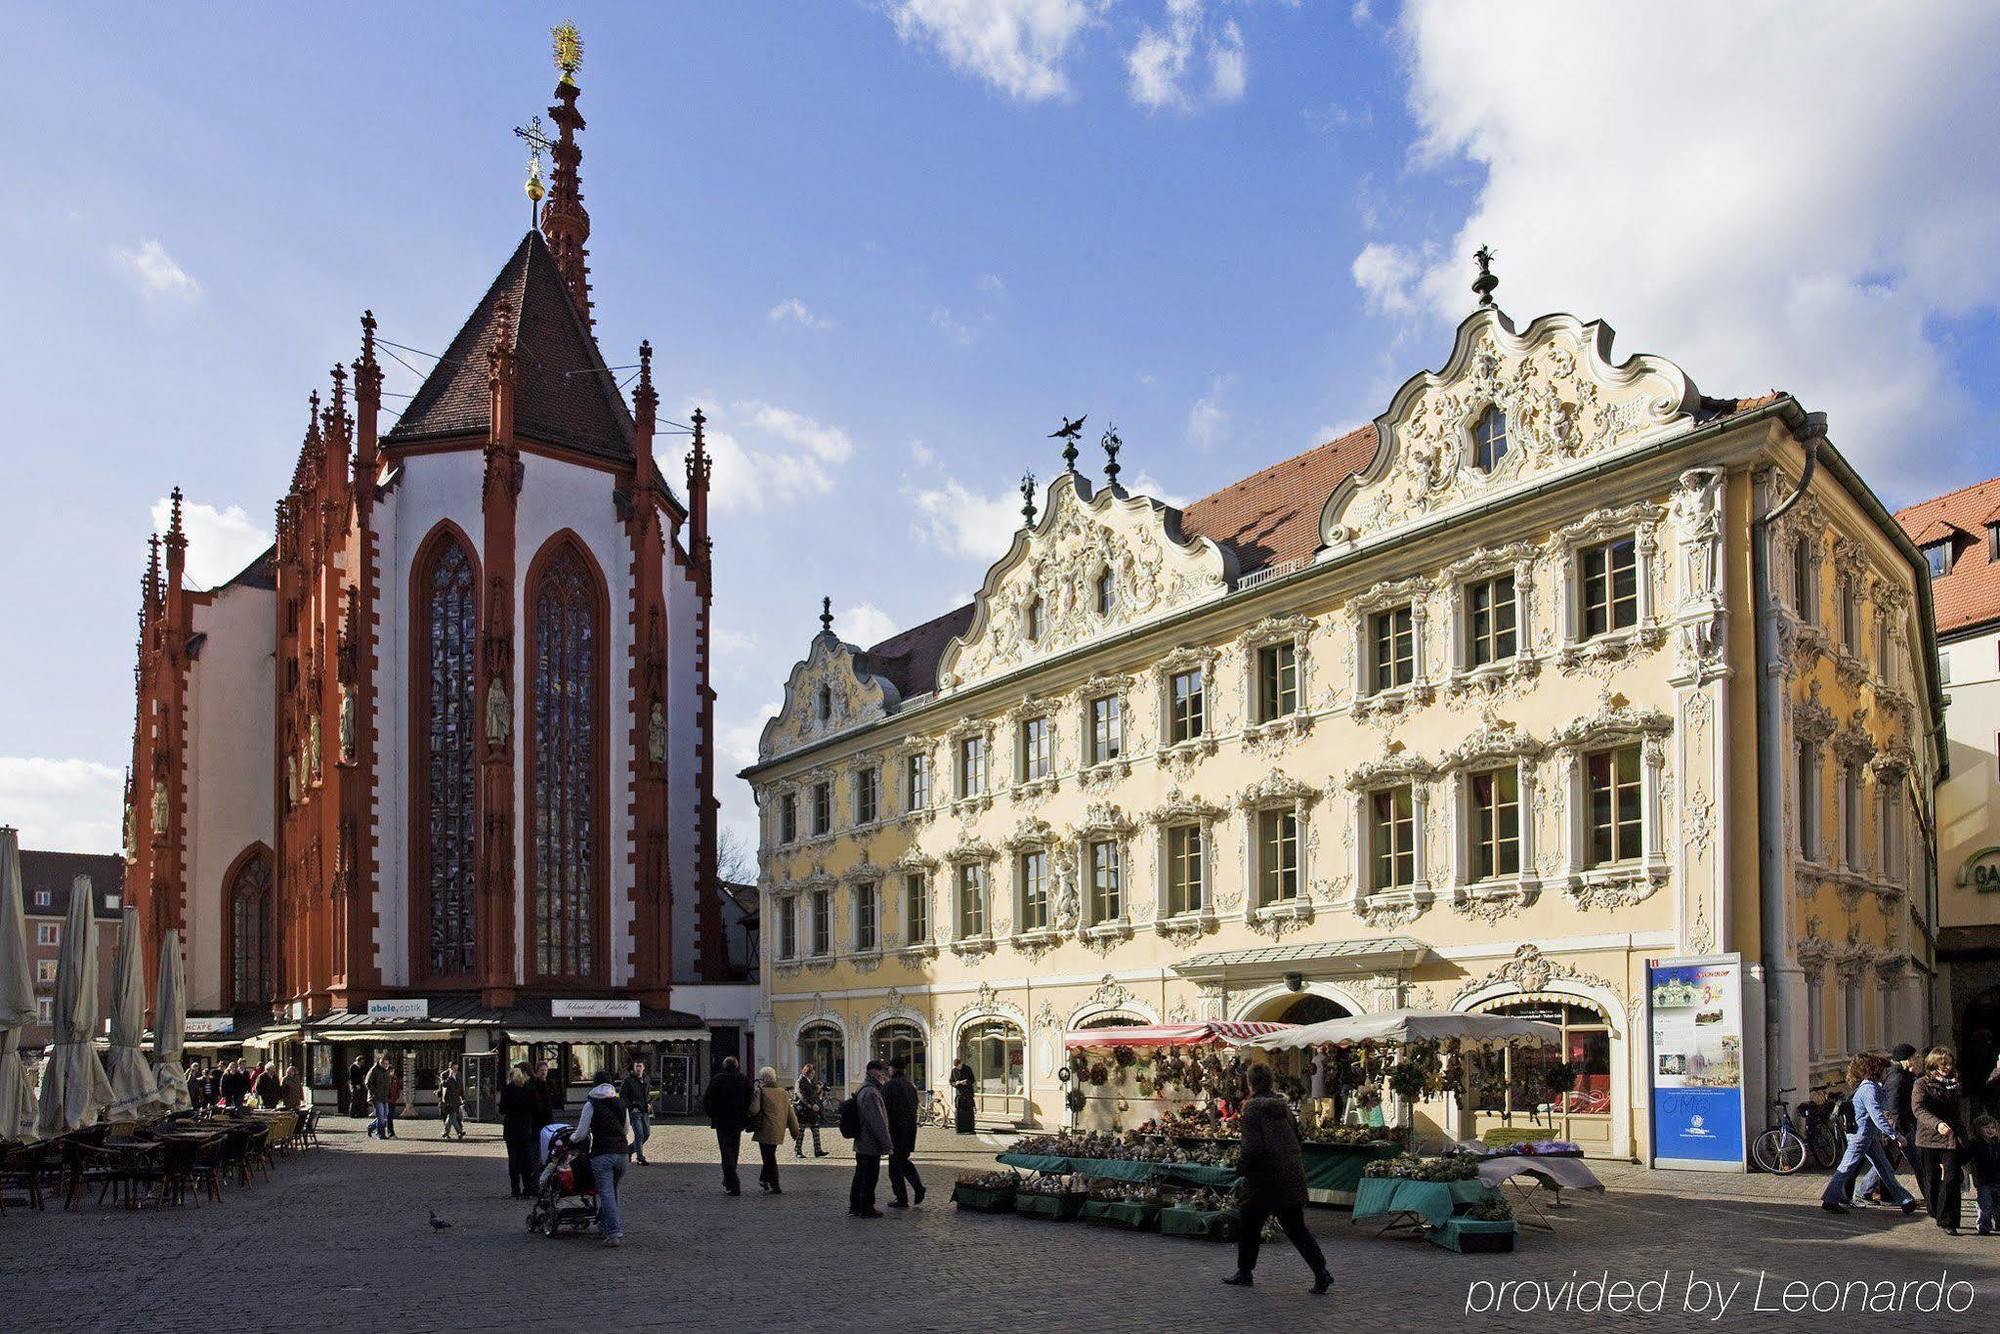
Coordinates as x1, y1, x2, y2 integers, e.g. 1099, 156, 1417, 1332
539, 21, 594, 333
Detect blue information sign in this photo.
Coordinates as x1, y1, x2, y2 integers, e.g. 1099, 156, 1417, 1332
1646, 956, 1747, 1170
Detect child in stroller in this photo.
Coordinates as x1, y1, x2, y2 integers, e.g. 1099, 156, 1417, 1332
526, 1125, 600, 1238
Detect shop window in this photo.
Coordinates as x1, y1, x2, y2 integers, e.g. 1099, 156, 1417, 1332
799, 1022, 845, 1091
1258, 808, 1300, 904
1469, 768, 1521, 880
1258, 641, 1302, 719
1169, 669, 1205, 743
874, 1022, 927, 1089
1166, 824, 1204, 916
1465, 574, 1517, 668
1019, 716, 1051, 782
1478, 1000, 1612, 1119
1579, 537, 1639, 638
962, 1018, 1024, 1098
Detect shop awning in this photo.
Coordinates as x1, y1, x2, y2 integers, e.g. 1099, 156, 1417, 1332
1250, 1009, 1561, 1051
503, 1026, 708, 1044
1063, 1021, 1296, 1050
302, 1027, 461, 1043
1174, 936, 1431, 985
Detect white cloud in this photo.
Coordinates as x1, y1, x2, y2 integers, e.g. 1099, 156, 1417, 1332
909, 441, 937, 466
976, 272, 1009, 300
677, 399, 857, 515
887, 0, 1099, 102
931, 305, 977, 346
1367, 1, 2000, 499
1350, 241, 1421, 315
907, 474, 1024, 564
1126, 0, 1246, 111
711, 627, 757, 655
719, 703, 779, 775
1187, 374, 1231, 450
1129, 469, 1190, 509
149, 496, 272, 590
0, 757, 123, 854
768, 297, 835, 330
112, 239, 200, 302
840, 602, 901, 647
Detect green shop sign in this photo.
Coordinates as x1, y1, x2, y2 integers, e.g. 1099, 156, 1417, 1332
1957, 848, 2000, 891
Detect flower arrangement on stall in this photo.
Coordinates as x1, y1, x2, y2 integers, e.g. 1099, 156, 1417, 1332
1019, 1172, 1084, 1197
1363, 1153, 1479, 1182
957, 1169, 1023, 1191
1353, 1081, 1383, 1110
1087, 1062, 1110, 1087
1086, 1179, 1174, 1205
1388, 1038, 1446, 1103
1464, 1194, 1514, 1221
1065, 1087, 1087, 1113
1303, 1124, 1392, 1148
1111, 1045, 1138, 1069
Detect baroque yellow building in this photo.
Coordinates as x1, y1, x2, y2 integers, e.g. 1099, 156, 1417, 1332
742, 290, 1944, 1161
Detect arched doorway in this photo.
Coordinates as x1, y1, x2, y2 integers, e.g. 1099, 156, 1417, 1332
873, 1021, 928, 1090
960, 1018, 1026, 1123
798, 1021, 846, 1093
1471, 997, 1614, 1152
1270, 993, 1350, 1025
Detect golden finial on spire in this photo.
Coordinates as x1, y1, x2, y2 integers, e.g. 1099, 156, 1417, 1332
552, 20, 583, 85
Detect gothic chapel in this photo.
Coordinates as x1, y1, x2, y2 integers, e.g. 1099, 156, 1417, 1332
123, 35, 735, 1091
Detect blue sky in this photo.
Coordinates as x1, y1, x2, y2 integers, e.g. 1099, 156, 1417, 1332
3, 1, 1998, 855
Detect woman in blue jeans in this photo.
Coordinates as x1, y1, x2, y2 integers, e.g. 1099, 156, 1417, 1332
1822, 1052, 1920, 1215
574, 1070, 632, 1247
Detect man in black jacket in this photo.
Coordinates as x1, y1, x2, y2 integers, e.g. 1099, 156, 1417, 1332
703, 1056, 753, 1196
1863, 1044, 1925, 1205
619, 1060, 653, 1165
882, 1057, 927, 1207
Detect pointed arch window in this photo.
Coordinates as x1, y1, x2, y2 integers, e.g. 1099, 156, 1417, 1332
227, 850, 273, 1011
528, 539, 603, 983
415, 530, 479, 978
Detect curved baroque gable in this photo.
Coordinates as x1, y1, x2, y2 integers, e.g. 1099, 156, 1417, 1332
759, 632, 901, 761
1321, 309, 1700, 549
937, 472, 1234, 692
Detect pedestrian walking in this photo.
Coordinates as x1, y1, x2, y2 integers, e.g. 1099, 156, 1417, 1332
793, 1062, 828, 1158
253, 1063, 282, 1109
949, 1058, 976, 1134
365, 1053, 398, 1139
847, 1060, 893, 1218
280, 1063, 305, 1111
751, 1065, 801, 1194
438, 1064, 467, 1140
1861, 1043, 1925, 1204
1821, 1053, 1920, 1214
1914, 1046, 1972, 1234
544, 1062, 567, 1117
620, 1059, 652, 1165
347, 1055, 369, 1118
1223, 1064, 1333, 1295
574, 1069, 631, 1248
1970, 1114, 2000, 1235
704, 1055, 753, 1196
883, 1056, 926, 1208
223, 1060, 250, 1109
500, 1064, 542, 1198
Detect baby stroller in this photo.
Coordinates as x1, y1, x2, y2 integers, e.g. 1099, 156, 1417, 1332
526, 1126, 600, 1239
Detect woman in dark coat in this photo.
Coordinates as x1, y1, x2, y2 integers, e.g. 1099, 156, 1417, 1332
1224, 1064, 1333, 1295
949, 1059, 976, 1134
1913, 1046, 1971, 1234
499, 1064, 543, 1198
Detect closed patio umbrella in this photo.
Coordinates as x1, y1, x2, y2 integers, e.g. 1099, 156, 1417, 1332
35, 874, 112, 1137
151, 927, 188, 1111
0, 827, 36, 1138
105, 904, 156, 1118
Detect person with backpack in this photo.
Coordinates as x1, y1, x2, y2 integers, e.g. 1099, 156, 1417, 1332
1821, 1052, 1919, 1215
845, 1060, 894, 1218
573, 1068, 631, 1248
703, 1055, 754, 1196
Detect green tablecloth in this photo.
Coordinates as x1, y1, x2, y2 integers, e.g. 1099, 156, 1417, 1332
1301, 1142, 1402, 1196
1350, 1177, 1494, 1227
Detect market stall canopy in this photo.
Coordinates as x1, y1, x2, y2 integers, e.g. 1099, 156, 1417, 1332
1063, 1021, 1297, 1050
0, 828, 35, 1138
1247, 1009, 1561, 1051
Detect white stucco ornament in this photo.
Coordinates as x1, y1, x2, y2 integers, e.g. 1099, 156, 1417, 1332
1321, 308, 1700, 549
936, 471, 1234, 694
760, 629, 900, 762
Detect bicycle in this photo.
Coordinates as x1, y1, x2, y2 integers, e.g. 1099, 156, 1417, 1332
1751, 1089, 1809, 1174
916, 1091, 951, 1128
1796, 1091, 1846, 1170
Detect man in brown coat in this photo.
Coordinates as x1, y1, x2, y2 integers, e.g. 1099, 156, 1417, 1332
1223, 1064, 1332, 1295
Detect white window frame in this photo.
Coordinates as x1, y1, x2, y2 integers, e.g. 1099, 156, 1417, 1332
810, 779, 833, 838
808, 886, 833, 958
776, 892, 799, 961
1087, 694, 1124, 766
37, 923, 59, 946
853, 764, 880, 828
1441, 544, 1538, 692
1085, 838, 1125, 926
1553, 504, 1663, 667
852, 880, 879, 955
1018, 715, 1052, 783
1153, 645, 1220, 763
955, 862, 988, 941
1443, 730, 1543, 914
776, 790, 799, 845
1147, 792, 1226, 934
1163, 822, 1206, 919
1074, 674, 1135, 782
1074, 806, 1138, 939
1349, 578, 1431, 718
1550, 707, 1671, 901
1016, 847, 1051, 933
902, 869, 932, 951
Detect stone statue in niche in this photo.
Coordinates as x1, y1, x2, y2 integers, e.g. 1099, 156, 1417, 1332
308, 714, 323, 781
648, 700, 667, 765
1672, 467, 1725, 603
338, 686, 356, 765
150, 778, 167, 833
284, 755, 298, 807
485, 676, 511, 749
122, 798, 135, 861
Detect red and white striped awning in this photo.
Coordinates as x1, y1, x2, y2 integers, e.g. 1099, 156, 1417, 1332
1063, 1021, 1297, 1050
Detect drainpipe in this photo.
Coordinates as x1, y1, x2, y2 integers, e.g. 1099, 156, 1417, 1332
1750, 413, 1824, 1120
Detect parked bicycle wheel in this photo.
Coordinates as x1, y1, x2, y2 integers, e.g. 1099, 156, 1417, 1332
1809, 1119, 1843, 1170
1752, 1127, 1807, 1174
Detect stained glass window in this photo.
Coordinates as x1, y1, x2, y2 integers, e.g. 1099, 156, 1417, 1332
531, 543, 599, 981
420, 535, 478, 976
229, 851, 273, 1009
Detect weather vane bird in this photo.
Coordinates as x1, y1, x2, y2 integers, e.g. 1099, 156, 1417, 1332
1051, 414, 1086, 471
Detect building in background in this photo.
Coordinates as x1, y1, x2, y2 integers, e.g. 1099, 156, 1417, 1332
1898, 476, 2000, 1104
118, 32, 734, 1115
745, 273, 1944, 1160
15, 848, 123, 1051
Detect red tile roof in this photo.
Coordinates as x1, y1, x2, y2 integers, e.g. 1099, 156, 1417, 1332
861, 428, 1382, 695
386, 230, 635, 463
1895, 474, 2000, 637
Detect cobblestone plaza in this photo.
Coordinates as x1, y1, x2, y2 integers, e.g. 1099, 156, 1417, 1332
3, 1120, 1996, 1332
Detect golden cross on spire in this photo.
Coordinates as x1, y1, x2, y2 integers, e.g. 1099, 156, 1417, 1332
552, 20, 583, 85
